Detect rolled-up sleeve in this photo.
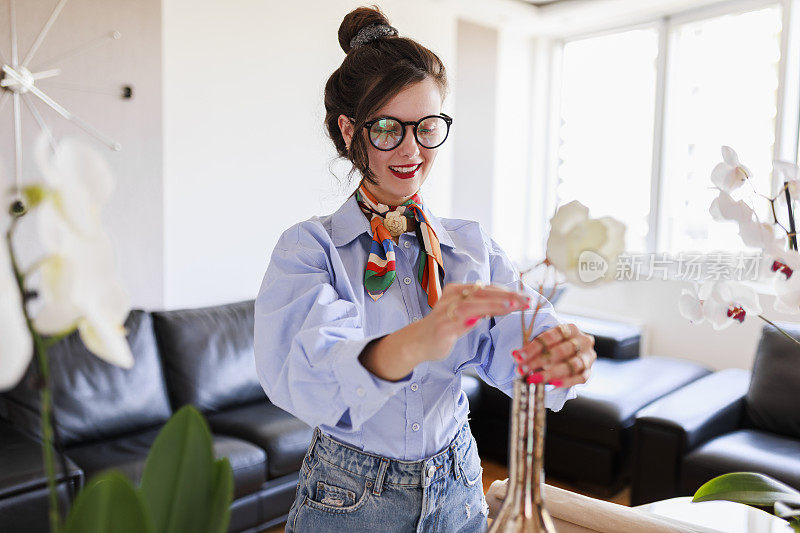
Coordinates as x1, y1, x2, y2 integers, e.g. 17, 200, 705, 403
474, 231, 576, 412
254, 223, 407, 430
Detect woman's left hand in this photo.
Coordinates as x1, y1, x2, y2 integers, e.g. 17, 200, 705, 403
512, 323, 596, 388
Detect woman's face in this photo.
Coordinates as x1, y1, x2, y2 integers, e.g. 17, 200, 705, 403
340, 77, 444, 205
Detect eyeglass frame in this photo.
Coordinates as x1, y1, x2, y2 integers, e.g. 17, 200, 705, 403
350, 113, 454, 151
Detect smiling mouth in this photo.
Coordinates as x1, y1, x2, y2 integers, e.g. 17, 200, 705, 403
388, 163, 422, 179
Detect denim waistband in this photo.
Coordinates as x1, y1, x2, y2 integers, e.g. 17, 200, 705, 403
307, 423, 474, 491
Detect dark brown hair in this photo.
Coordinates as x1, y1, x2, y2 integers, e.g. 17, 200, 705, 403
324, 6, 449, 185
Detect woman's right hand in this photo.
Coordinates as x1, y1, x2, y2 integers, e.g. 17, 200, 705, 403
414, 282, 530, 362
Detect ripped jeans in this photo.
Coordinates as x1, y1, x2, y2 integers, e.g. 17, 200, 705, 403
286, 422, 488, 533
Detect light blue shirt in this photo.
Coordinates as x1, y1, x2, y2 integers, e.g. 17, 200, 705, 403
254, 193, 575, 461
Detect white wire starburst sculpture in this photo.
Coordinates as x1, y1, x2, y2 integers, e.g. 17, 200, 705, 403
0, 0, 122, 202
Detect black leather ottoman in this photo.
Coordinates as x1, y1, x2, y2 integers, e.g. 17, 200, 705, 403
545, 356, 710, 490
473, 355, 710, 492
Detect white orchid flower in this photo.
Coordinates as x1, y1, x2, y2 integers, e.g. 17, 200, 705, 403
773, 272, 800, 314
711, 146, 750, 193
709, 191, 753, 224
30, 137, 133, 369
678, 285, 704, 323
35, 136, 113, 237
0, 237, 33, 391
546, 200, 626, 286
698, 281, 762, 330
738, 218, 782, 250
774, 160, 800, 199
763, 243, 800, 315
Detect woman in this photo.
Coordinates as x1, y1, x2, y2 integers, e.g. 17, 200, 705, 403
254, 7, 596, 532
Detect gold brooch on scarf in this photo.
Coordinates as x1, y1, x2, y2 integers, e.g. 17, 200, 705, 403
383, 211, 408, 237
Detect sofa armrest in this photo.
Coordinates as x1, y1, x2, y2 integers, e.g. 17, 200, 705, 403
630, 368, 750, 504
0, 419, 83, 500
558, 313, 642, 360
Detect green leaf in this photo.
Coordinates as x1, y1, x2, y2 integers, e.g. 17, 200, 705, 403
64, 470, 152, 533
693, 472, 800, 507
206, 458, 234, 533
139, 405, 215, 533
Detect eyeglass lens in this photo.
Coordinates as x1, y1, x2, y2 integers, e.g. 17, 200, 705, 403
368, 117, 448, 150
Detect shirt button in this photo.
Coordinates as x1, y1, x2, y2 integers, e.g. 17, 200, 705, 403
403, 276, 412, 285
403, 241, 411, 248
356, 387, 365, 397
427, 465, 436, 478
411, 423, 420, 432
411, 316, 420, 322
410, 383, 419, 392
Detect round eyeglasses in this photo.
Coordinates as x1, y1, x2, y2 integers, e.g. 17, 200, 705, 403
359, 114, 453, 151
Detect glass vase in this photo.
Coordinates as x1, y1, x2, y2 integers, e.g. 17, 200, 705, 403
488, 378, 556, 532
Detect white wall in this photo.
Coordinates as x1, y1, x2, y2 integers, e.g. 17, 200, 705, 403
162, 0, 457, 309
452, 20, 498, 232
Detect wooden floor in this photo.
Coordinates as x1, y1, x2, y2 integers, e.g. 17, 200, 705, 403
264, 459, 630, 532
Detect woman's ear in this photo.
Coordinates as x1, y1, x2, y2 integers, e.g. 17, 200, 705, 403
338, 114, 354, 150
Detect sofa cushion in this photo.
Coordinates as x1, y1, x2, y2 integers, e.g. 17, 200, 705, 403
746, 323, 800, 440
0, 311, 172, 447
206, 402, 313, 480
548, 356, 709, 450
152, 300, 264, 412
681, 429, 800, 494
558, 313, 642, 360
65, 426, 267, 499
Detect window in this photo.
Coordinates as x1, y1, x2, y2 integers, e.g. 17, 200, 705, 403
552, 2, 789, 258
660, 5, 783, 253
557, 28, 659, 253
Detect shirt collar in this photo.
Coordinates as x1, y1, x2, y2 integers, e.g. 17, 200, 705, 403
331, 193, 455, 249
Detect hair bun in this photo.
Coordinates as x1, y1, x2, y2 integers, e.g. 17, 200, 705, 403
338, 6, 392, 54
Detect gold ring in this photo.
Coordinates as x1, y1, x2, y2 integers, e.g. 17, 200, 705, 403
534, 337, 551, 362
447, 303, 458, 321
557, 324, 571, 341
461, 280, 484, 299
570, 338, 581, 356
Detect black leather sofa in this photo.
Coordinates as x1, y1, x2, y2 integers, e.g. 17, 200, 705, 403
631, 322, 800, 505
0, 303, 307, 533
470, 313, 711, 493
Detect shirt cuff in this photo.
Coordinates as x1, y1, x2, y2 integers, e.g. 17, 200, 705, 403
496, 380, 577, 412
330, 333, 409, 424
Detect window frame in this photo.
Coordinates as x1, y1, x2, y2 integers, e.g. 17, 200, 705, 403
545, 0, 800, 256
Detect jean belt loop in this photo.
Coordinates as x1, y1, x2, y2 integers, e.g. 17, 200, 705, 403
450, 443, 460, 480
308, 427, 321, 458
373, 457, 390, 496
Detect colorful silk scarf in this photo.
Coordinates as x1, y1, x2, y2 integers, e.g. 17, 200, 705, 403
355, 185, 445, 308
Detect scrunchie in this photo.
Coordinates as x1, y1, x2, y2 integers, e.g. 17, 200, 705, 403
349, 23, 399, 50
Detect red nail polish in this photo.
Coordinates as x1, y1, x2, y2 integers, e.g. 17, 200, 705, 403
549, 379, 563, 387
464, 316, 479, 327
527, 373, 544, 385
512, 350, 522, 359
516, 366, 525, 375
